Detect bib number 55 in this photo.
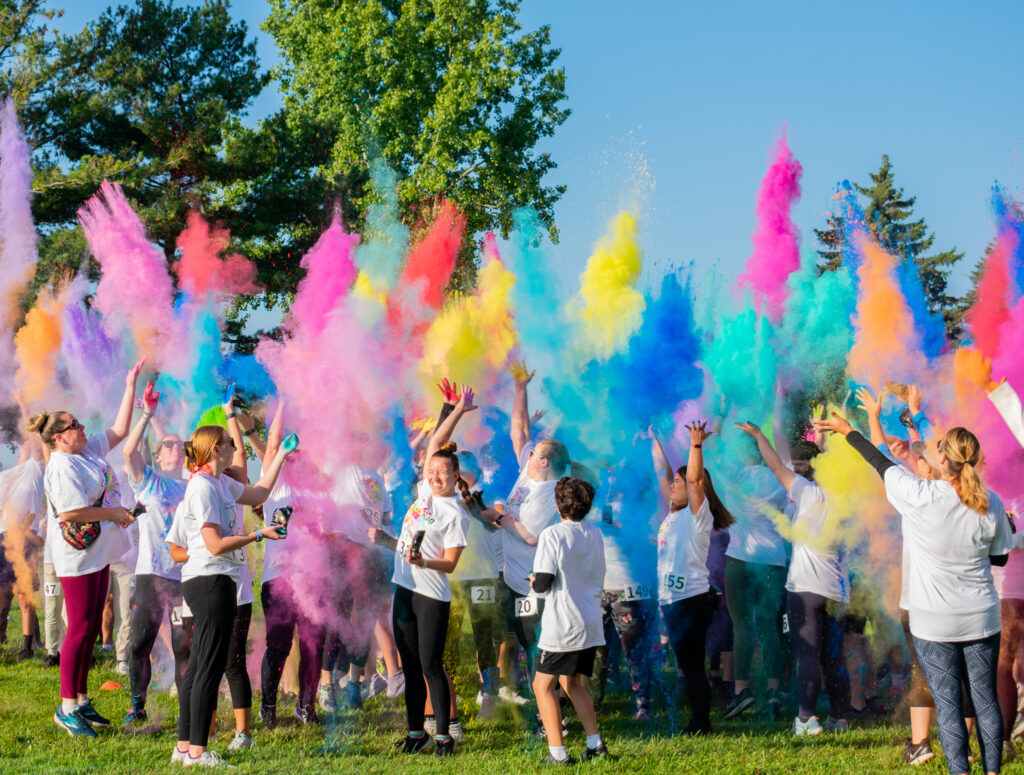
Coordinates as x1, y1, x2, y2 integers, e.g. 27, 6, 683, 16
664, 573, 687, 593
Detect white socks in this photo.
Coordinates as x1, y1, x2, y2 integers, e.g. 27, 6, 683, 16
549, 745, 568, 761
586, 733, 602, 749
61, 699, 77, 713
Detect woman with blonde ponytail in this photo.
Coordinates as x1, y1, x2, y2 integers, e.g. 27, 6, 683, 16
815, 409, 1014, 775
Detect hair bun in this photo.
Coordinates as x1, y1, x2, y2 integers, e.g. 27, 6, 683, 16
440, 441, 458, 454
26, 411, 49, 434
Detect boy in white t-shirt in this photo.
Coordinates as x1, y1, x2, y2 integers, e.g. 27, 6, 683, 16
531, 477, 609, 764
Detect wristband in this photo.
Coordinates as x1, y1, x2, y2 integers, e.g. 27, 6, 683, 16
252, 530, 263, 543
142, 412, 154, 420
225, 413, 237, 421
693, 444, 702, 449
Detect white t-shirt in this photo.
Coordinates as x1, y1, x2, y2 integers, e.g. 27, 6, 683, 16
129, 465, 186, 580
885, 465, 1014, 641
502, 443, 559, 596
44, 434, 128, 577
784, 476, 849, 603
534, 520, 606, 652
451, 484, 499, 582
392, 480, 469, 602
993, 503, 1024, 600
180, 472, 247, 582
725, 465, 789, 566
657, 500, 713, 604
0, 458, 45, 537
330, 464, 394, 557
260, 473, 336, 586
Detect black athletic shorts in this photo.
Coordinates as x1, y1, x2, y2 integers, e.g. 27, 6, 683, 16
536, 646, 597, 677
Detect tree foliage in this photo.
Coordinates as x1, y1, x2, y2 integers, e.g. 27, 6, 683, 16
815, 155, 965, 337
224, 0, 570, 293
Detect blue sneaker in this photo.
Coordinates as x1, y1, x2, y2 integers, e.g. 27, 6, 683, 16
54, 706, 98, 738
76, 698, 110, 728
124, 708, 148, 725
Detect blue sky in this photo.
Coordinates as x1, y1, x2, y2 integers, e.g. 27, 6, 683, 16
52, 0, 1024, 296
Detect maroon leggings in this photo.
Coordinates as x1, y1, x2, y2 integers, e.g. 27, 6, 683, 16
59, 566, 110, 698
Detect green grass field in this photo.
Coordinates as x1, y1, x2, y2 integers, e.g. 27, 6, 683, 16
0, 606, 949, 775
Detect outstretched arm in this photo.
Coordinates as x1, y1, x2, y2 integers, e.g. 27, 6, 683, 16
772, 383, 793, 464
855, 388, 886, 448
222, 387, 248, 483
107, 357, 146, 449
508, 360, 535, 460
649, 427, 674, 506
735, 421, 795, 492
263, 399, 285, 463
235, 441, 297, 506
124, 381, 160, 483
685, 421, 713, 513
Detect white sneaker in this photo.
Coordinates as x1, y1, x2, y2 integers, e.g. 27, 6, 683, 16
115, 661, 129, 675
361, 673, 387, 702
477, 693, 498, 721
225, 731, 253, 751
318, 682, 338, 713
792, 715, 823, 736
386, 670, 406, 698
182, 751, 235, 768
498, 686, 528, 706
171, 747, 188, 763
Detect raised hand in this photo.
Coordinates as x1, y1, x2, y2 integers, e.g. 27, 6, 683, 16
142, 381, 160, 414
530, 409, 547, 425
907, 385, 923, 415
237, 411, 256, 434
956, 346, 1003, 393
507, 359, 535, 386
411, 416, 437, 433
734, 420, 763, 439
855, 387, 883, 419
812, 412, 854, 437
685, 419, 713, 446
282, 432, 300, 453
458, 385, 479, 413
223, 383, 237, 407
437, 378, 461, 404
126, 356, 147, 386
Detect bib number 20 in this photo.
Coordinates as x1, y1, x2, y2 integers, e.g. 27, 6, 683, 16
515, 595, 537, 618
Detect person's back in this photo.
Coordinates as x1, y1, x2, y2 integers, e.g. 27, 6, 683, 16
536, 520, 605, 653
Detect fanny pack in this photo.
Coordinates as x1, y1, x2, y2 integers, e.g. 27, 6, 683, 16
47, 493, 105, 551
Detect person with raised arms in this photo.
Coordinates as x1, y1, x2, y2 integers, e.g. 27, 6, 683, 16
736, 417, 850, 736
171, 418, 295, 768
656, 420, 735, 735
815, 400, 1012, 775
31, 357, 145, 738
373, 388, 473, 757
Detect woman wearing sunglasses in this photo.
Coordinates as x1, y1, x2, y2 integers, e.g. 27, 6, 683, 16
29, 357, 146, 738
120, 380, 190, 725
173, 422, 294, 767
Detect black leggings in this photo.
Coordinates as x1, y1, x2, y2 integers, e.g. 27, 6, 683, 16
786, 591, 849, 719
662, 592, 714, 731
225, 602, 252, 710
129, 574, 191, 711
179, 575, 237, 747
261, 578, 324, 709
498, 577, 543, 678
394, 586, 451, 736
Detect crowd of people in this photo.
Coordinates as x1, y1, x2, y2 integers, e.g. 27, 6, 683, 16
1, 355, 1024, 775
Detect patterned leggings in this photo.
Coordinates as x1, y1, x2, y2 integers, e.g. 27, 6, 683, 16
914, 633, 1002, 775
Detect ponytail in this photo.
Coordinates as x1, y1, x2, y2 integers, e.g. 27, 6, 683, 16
942, 427, 989, 515
186, 426, 226, 473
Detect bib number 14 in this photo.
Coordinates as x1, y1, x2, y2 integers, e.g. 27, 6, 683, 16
664, 574, 687, 594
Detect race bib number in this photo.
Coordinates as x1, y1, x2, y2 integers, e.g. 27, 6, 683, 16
781, 613, 790, 634
471, 585, 495, 605
44, 583, 60, 597
170, 606, 184, 627
663, 573, 687, 594
515, 594, 537, 618
619, 584, 652, 602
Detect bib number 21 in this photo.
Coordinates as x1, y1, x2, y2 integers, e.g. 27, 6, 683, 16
471, 585, 495, 605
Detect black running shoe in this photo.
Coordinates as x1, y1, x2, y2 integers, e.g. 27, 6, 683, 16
41, 653, 59, 668
582, 743, 612, 760
724, 688, 757, 720
398, 734, 432, 754
433, 736, 456, 757
76, 699, 110, 728
901, 738, 935, 766
260, 703, 277, 728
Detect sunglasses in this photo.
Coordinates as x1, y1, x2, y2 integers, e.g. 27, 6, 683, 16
159, 440, 184, 450
61, 419, 84, 433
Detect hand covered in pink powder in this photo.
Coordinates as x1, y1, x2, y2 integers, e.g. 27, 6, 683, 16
142, 381, 160, 414
437, 378, 461, 404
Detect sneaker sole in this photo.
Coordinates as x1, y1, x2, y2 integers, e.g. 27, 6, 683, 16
54, 713, 97, 738
724, 696, 758, 720
909, 751, 935, 766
